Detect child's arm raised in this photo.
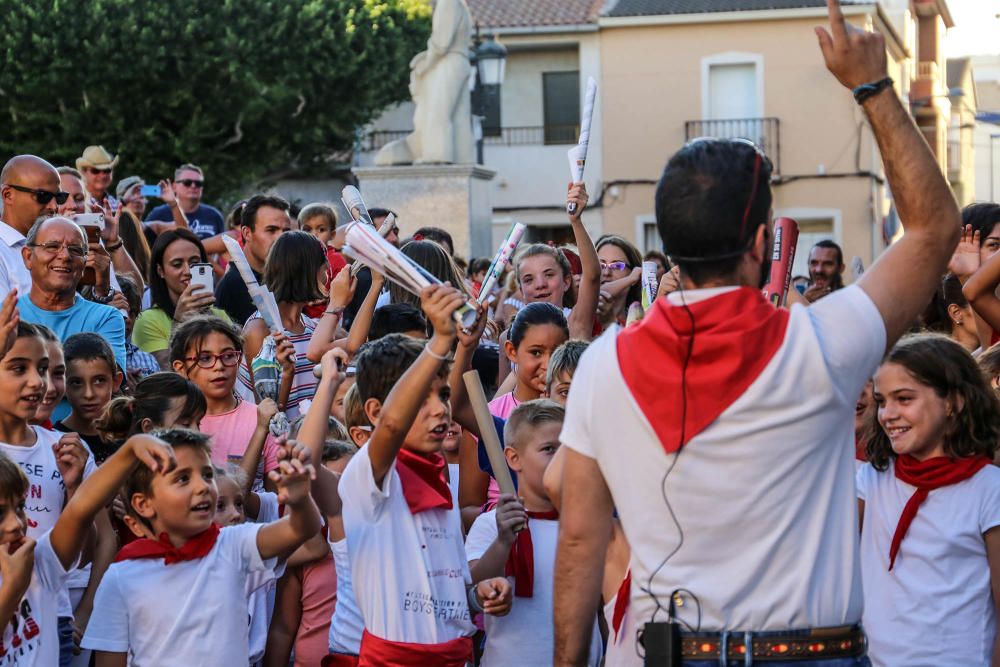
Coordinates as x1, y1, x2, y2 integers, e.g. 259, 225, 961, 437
367, 285, 466, 486
241, 399, 279, 520
306, 268, 357, 362
963, 231, 1000, 347
298, 347, 350, 517
566, 183, 600, 341
51, 435, 175, 571
448, 305, 488, 437
256, 442, 321, 561
340, 271, 385, 356
468, 494, 526, 582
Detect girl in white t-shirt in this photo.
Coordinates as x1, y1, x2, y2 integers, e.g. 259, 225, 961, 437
859, 334, 1000, 667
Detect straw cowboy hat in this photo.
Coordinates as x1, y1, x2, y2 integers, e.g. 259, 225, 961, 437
75, 145, 119, 172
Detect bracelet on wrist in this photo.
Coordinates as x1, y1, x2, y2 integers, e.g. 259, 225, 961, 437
852, 77, 893, 105
423, 345, 450, 362
104, 239, 123, 252
325, 305, 346, 316
467, 586, 484, 614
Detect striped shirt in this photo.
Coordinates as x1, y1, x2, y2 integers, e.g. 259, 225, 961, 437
236, 312, 318, 421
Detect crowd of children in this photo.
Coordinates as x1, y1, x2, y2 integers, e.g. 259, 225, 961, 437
2, 4, 1000, 662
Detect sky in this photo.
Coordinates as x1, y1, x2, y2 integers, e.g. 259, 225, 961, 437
945, 0, 1000, 57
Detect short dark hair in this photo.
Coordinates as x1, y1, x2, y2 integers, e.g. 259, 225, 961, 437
811, 240, 844, 267
0, 453, 28, 502
368, 207, 396, 222
149, 228, 208, 318
321, 439, 357, 463
509, 302, 568, 348
237, 194, 290, 231
64, 332, 117, 373
504, 399, 565, 450
866, 334, 1000, 470
263, 230, 327, 304
654, 138, 772, 284
411, 227, 454, 256
369, 304, 427, 341
469, 257, 491, 277
962, 203, 1000, 246
355, 333, 436, 406
168, 314, 243, 365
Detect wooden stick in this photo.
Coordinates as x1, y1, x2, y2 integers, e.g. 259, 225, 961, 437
462, 370, 516, 496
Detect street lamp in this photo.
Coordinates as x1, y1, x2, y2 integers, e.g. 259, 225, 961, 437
471, 28, 507, 165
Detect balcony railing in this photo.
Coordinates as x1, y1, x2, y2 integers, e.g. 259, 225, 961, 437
362, 125, 578, 152
684, 117, 781, 174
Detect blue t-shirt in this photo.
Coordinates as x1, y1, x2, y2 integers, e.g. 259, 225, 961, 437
145, 203, 225, 241
477, 415, 518, 490
17, 294, 127, 373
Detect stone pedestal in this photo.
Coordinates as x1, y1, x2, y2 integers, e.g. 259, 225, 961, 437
353, 164, 496, 259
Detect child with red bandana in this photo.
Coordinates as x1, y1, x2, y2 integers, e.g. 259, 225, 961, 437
337, 286, 511, 667
858, 335, 1000, 666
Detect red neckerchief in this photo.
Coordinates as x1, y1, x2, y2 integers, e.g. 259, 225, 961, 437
396, 449, 453, 514
855, 436, 868, 462
114, 523, 220, 564
359, 630, 472, 667
612, 569, 631, 642
617, 287, 790, 452
889, 454, 991, 571
504, 509, 559, 598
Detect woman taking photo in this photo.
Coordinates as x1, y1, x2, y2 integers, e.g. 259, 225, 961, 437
595, 234, 643, 330
131, 228, 230, 368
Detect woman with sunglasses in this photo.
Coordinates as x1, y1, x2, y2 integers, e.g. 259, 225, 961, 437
131, 228, 231, 369
595, 235, 643, 330
168, 314, 278, 490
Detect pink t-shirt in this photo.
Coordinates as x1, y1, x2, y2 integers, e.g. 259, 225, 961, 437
484, 392, 522, 506
199, 400, 280, 486
294, 553, 337, 667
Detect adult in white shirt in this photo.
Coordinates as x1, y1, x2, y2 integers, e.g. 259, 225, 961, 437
0, 155, 64, 296
553, 2, 963, 664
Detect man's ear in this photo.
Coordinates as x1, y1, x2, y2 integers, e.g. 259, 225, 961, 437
504, 445, 522, 473
363, 398, 382, 427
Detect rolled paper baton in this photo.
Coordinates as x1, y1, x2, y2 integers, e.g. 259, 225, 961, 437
477, 222, 526, 305
761, 217, 799, 307
462, 370, 517, 498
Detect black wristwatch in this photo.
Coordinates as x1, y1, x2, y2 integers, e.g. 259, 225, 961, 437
852, 77, 893, 105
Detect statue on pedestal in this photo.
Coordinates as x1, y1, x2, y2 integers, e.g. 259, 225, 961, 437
375, 0, 474, 166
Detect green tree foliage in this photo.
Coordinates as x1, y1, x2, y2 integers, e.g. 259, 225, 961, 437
0, 0, 431, 198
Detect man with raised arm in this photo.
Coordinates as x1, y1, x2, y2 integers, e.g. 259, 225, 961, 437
553, 1, 961, 665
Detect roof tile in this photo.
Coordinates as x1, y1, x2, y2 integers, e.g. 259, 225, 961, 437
467, 0, 603, 28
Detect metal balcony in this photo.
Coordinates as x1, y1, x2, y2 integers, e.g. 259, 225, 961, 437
684, 117, 781, 174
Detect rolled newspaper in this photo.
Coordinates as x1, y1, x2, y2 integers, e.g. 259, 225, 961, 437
462, 370, 517, 499
341, 185, 373, 225
351, 212, 397, 278
220, 235, 283, 334
477, 222, 526, 305
343, 222, 477, 328
251, 337, 291, 436
762, 217, 800, 307
567, 76, 598, 214
641, 261, 658, 311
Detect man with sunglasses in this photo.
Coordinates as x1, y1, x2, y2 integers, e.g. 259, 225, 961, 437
75, 145, 119, 213
0, 154, 67, 296
16, 216, 126, 378
554, 1, 963, 665
144, 164, 224, 242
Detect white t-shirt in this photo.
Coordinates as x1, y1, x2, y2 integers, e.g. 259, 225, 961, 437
328, 537, 364, 655
857, 461, 1000, 667
0, 427, 97, 619
465, 510, 601, 666
602, 586, 642, 667
447, 463, 460, 509
248, 492, 283, 665
0, 532, 72, 667
82, 523, 276, 665
561, 285, 885, 634
339, 443, 475, 644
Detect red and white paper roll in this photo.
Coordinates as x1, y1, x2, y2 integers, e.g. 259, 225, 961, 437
762, 217, 799, 307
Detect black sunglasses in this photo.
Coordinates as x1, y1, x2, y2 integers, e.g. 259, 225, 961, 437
87, 167, 112, 175
6, 184, 70, 205
178, 179, 204, 188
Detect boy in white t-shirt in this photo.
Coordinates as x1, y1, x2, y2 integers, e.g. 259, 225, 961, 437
466, 399, 602, 666
0, 431, 175, 667
339, 286, 512, 667
82, 428, 321, 666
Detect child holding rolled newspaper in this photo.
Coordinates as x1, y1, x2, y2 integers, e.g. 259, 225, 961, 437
338, 286, 511, 666
465, 399, 603, 666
